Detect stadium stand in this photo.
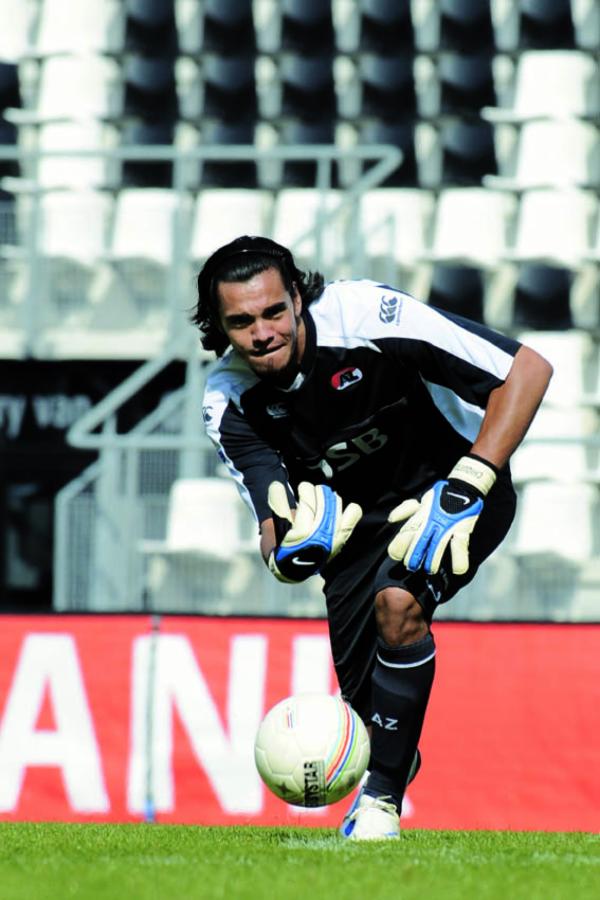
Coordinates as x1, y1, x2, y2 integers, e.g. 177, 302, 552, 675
0, 0, 598, 618
33, 0, 126, 56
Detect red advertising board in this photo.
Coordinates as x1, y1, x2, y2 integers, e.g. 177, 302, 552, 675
0, 615, 598, 831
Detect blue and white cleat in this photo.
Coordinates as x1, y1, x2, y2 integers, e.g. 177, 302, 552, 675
340, 793, 400, 840
339, 749, 421, 840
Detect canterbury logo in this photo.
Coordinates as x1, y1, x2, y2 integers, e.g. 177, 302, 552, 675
266, 402, 288, 419
331, 367, 363, 391
379, 294, 402, 325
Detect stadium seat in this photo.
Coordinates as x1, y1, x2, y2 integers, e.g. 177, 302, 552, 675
438, 0, 495, 51
280, 0, 335, 52
279, 119, 336, 188
512, 264, 573, 328
358, 0, 414, 52
358, 187, 435, 281
438, 118, 497, 185
272, 188, 345, 272
140, 477, 259, 612
420, 188, 515, 268
33, 0, 126, 56
570, 0, 600, 50
200, 120, 256, 188
123, 55, 178, 123
438, 53, 496, 115
511, 406, 599, 484
125, 0, 178, 55
512, 482, 597, 561
0, 0, 38, 61
4, 55, 123, 124
107, 188, 193, 311
190, 189, 274, 265
201, 0, 255, 53
482, 51, 600, 123
0, 62, 21, 111
0, 64, 21, 182
331, 0, 414, 53
428, 264, 485, 322
121, 120, 175, 188
202, 54, 257, 121
4, 121, 120, 192
35, 190, 114, 321
485, 120, 600, 191
279, 55, 336, 121
357, 121, 418, 187
356, 54, 417, 120
518, 0, 576, 48
504, 189, 597, 269
515, 330, 599, 403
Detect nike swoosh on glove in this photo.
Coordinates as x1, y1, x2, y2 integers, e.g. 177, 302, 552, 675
387, 455, 498, 575
267, 481, 363, 583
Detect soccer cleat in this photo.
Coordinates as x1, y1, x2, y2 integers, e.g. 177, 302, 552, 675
341, 793, 400, 840
340, 750, 421, 840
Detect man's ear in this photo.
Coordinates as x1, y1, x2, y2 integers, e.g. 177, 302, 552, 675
292, 283, 302, 317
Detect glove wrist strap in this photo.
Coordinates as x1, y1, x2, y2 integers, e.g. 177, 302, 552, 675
448, 454, 497, 497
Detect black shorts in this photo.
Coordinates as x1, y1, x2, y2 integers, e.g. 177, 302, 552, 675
321, 477, 517, 721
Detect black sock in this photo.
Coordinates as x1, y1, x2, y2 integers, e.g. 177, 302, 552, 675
365, 633, 436, 811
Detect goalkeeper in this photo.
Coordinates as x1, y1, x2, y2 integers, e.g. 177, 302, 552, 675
195, 235, 552, 840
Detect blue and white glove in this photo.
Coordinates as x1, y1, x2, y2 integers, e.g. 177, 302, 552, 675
267, 481, 363, 583
387, 455, 498, 575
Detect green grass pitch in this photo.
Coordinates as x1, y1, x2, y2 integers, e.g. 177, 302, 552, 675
0, 823, 598, 900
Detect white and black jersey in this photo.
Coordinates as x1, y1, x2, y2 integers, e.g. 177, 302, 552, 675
203, 280, 521, 527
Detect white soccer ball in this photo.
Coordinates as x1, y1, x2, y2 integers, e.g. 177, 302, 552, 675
254, 693, 370, 807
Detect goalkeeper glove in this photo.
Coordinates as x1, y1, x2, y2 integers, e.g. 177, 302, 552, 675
267, 481, 363, 583
387, 454, 498, 575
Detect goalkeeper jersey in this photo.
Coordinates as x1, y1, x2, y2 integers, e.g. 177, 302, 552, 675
202, 279, 521, 526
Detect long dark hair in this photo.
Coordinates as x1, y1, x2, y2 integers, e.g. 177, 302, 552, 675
192, 235, 325, 357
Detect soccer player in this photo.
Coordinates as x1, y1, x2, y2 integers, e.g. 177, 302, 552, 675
194, 235, 552, 840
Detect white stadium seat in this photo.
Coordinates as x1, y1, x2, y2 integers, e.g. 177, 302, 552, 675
516, 330, 600, 404
0, 0, 38, 61
271, 188, 345, 272
38, 190, 112, 264
34, 122, 119, 191
33, 190, 113, 327
359, 188, 435, 276
513, 482, 597, 561
109, 188, 192, 268
5, 55, 123, 124
485, 119, 600, 191
32, 0, 126, 56
505, 189, 598, 268
140, 477, 259, 612
420, 187, 516, 268
105, 188, 193, 327
190, 189, 274, 264
482, 51, 600, 123
511, 406, 599, 483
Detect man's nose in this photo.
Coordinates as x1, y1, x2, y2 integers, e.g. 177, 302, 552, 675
252, 320, 273, 344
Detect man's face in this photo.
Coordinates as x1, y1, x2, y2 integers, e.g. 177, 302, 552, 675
217, 267, 305, 382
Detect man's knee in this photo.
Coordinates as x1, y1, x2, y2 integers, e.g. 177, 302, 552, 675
374, 586, 429, 646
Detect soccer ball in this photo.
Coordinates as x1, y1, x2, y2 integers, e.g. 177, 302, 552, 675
254, 693, 370, 807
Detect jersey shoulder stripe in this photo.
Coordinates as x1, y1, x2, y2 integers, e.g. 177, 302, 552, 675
311, 280, 518, 381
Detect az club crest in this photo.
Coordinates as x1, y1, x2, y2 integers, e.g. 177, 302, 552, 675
331, 367, 363, 391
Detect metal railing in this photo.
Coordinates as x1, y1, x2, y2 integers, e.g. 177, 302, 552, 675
0, 142, 403, 357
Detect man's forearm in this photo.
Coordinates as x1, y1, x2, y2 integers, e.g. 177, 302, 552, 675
470, 345, 553, 469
